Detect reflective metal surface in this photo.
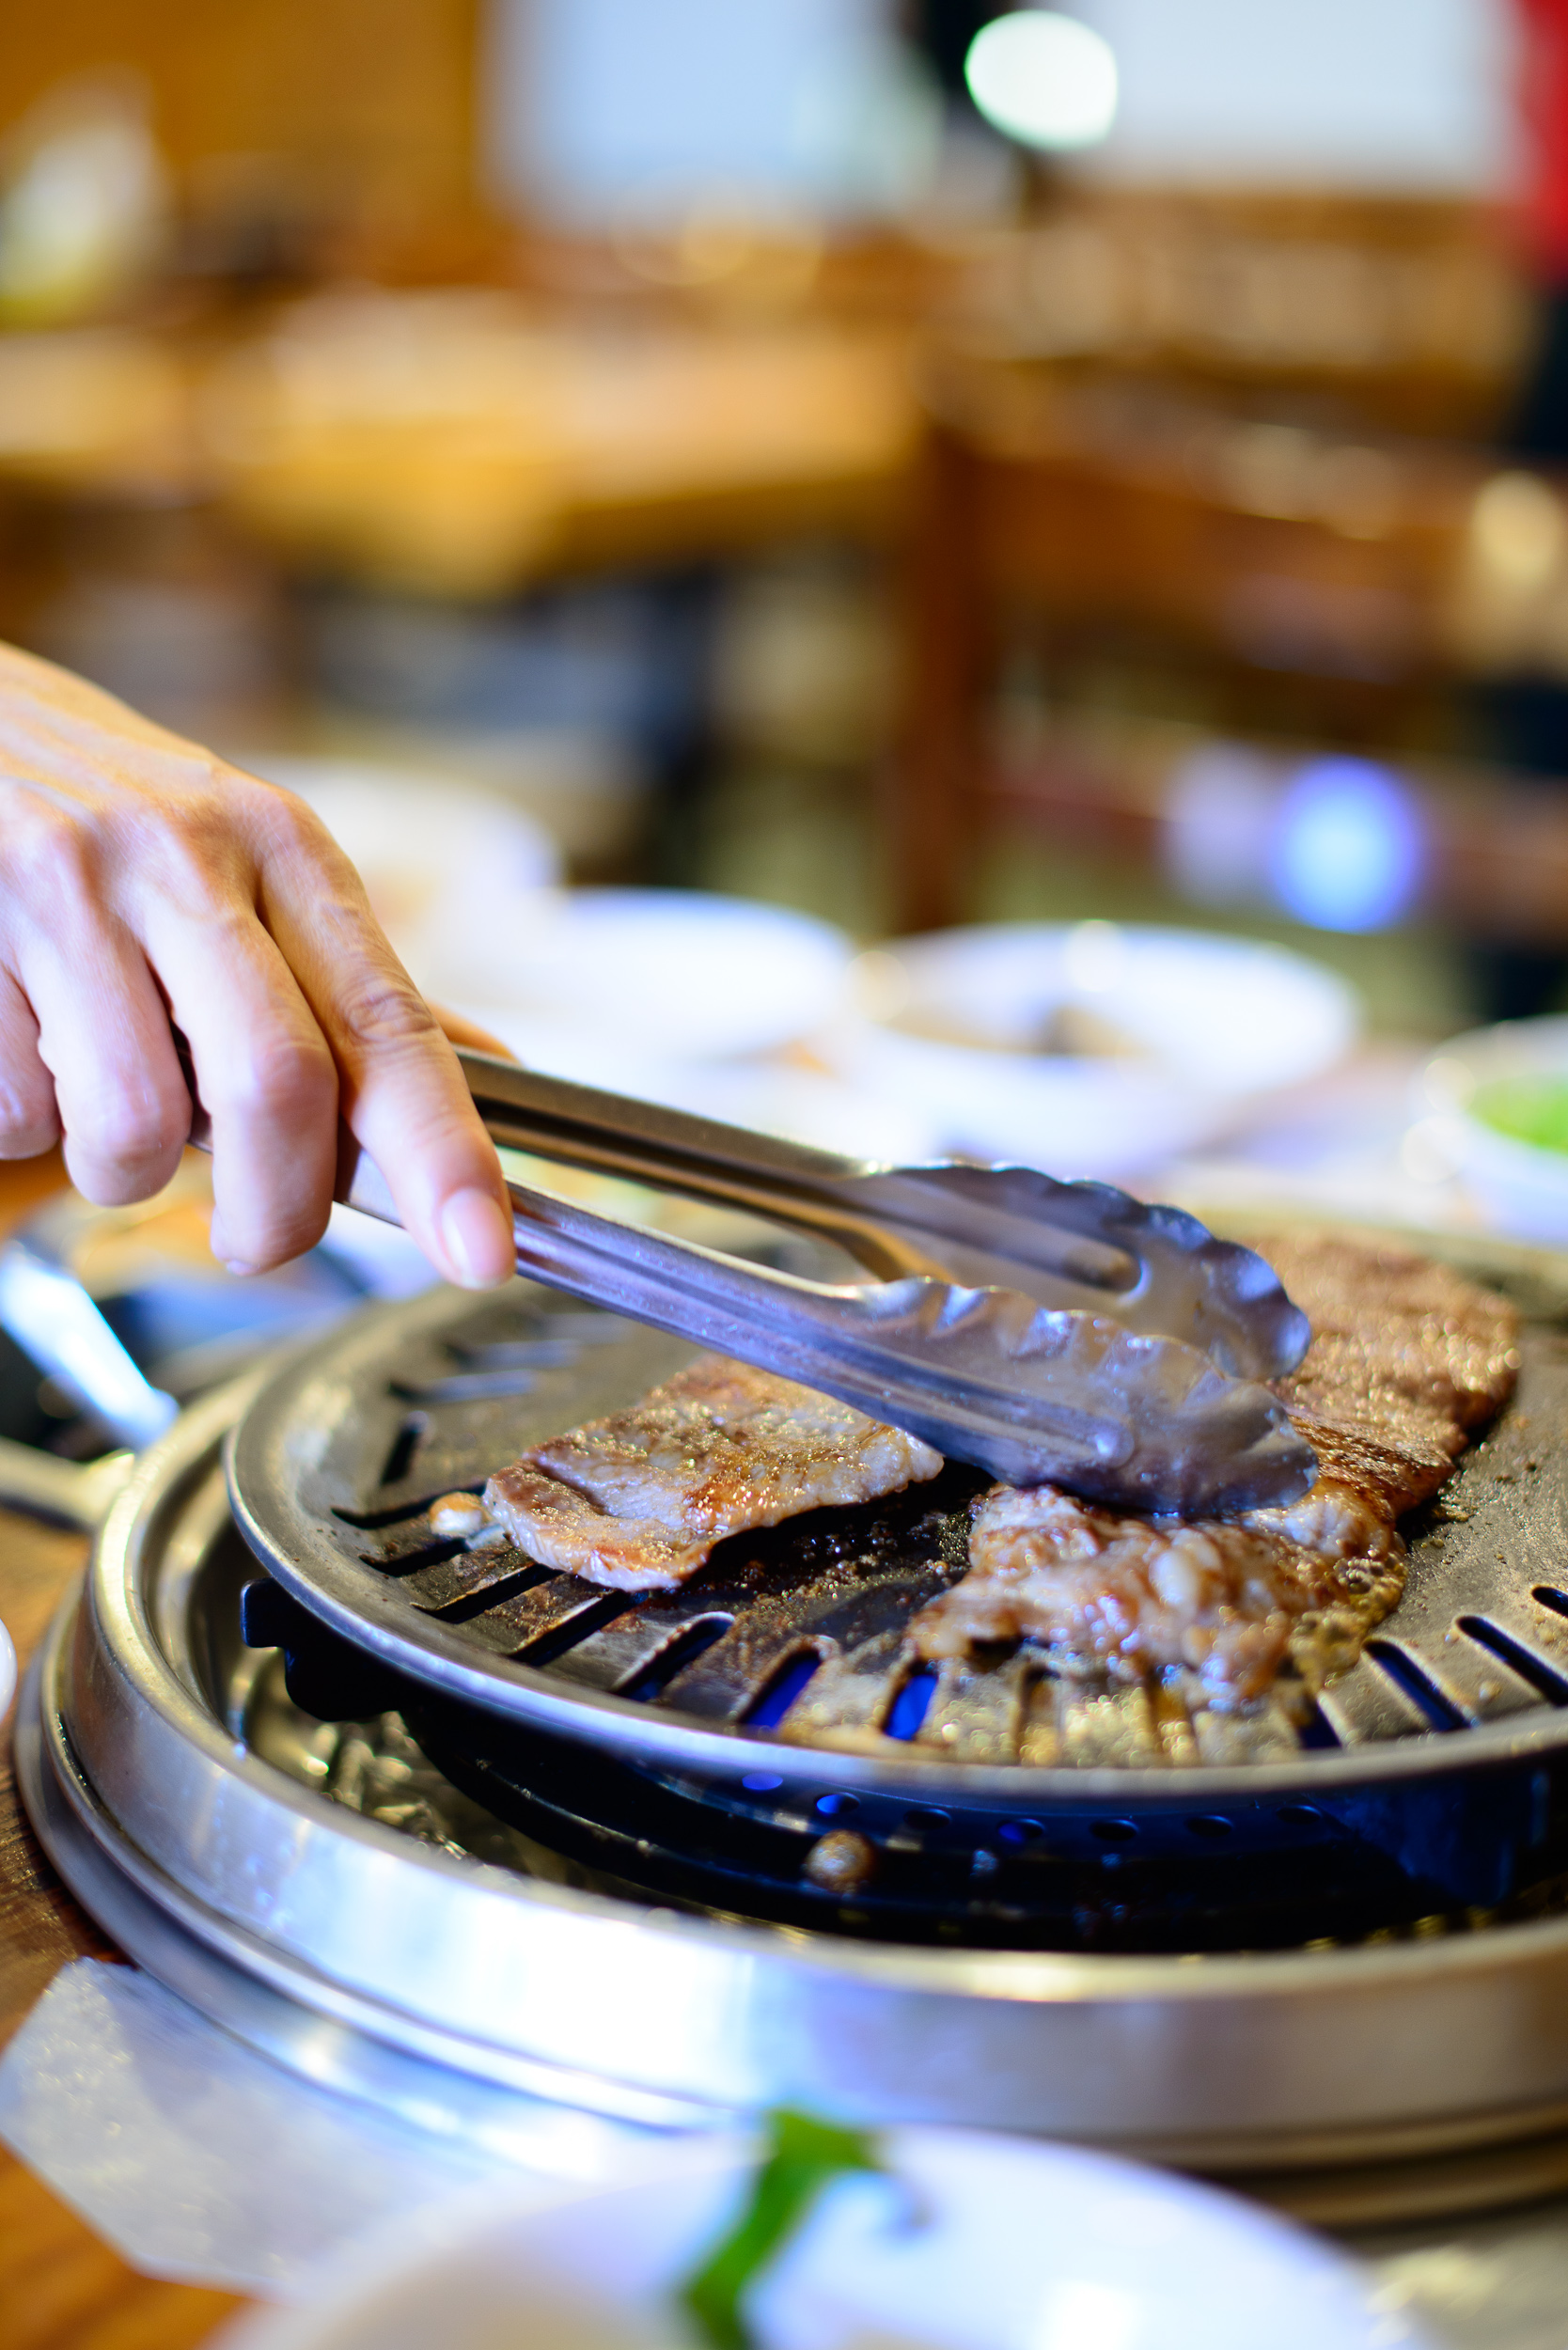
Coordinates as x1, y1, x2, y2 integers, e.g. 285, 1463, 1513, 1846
446, 1053, 1313, 1382
226, 1270, 1568, 1821
25, 1371, 1568, 2173
188, 1045, 1314, 1511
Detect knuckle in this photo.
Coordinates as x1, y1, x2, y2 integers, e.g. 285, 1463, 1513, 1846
244, 781, 337, 863
211, 1030, 336, 1124
337, 974, 439, 1056
127, 799, 245, 910
0, 791, 98, 906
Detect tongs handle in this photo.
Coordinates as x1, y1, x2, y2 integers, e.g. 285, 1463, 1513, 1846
451, 1050, 1309, 1384
337, 1125, 1313, 1513
455, 1048, 947, 1281
177, 1038, 1316, 1510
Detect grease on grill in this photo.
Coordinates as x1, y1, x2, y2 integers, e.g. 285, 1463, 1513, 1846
804, 1828, 878, 1892
428, 1493, 494, 1542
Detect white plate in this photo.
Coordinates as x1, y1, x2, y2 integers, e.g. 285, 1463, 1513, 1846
1417, 1014, 1568, 1243
0, 1613, 14, 1727
417, 888, 855, 1064
823, 923, 1360, 1178
454, 1015, 940, 1165
214, 2127, 1423, 2350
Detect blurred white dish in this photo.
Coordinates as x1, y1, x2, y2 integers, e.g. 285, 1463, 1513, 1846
459, 1006, 939, 1164
0, 1613, 13, 1726
218, 2125, 1420, 2350
823, 922, 1360, 1178
1418, 1015, 1568, 1243
238, 755, 559, 978
430, 889, 854, 1063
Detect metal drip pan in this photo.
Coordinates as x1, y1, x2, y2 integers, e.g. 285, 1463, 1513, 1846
24, 1373, 1568, 2194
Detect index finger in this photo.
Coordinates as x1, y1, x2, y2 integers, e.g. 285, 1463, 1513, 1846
251, 795, 515, 1290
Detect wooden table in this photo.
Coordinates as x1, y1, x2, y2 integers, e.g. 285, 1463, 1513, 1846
0, 1155, 249, 2348
0, 314, 919, 603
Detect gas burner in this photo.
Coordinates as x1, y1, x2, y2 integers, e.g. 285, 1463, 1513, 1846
219, 1261, 1568, 1951
19, 1246, 1568, 2221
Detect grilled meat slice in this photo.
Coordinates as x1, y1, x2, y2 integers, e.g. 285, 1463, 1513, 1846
911, 1475, 1403, 1701
1259, 1229, 1520, 1510
909, 1231, 1519, 1706
481, 1354, 943, 1592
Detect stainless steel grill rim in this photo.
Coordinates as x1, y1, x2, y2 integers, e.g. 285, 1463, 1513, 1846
221, 1264, 1568, 1806
21, 1371, 1568, 2168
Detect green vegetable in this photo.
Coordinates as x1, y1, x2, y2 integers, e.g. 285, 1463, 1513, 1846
679, 2108, 884, 2350
1473, 1074, 1568, 1156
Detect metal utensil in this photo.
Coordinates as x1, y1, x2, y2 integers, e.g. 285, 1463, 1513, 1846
187, 1044, 1314, 1512
223, 1267, 1568, 1813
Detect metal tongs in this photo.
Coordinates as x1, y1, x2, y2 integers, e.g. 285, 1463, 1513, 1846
194, 1049, 1319, 1515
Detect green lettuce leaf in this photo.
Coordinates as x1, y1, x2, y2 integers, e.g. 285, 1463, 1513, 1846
679, 2108, 884, 2350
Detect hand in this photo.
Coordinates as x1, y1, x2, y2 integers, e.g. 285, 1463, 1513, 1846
0, 642, 516, 1287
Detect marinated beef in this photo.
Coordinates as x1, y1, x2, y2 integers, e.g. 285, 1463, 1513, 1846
908, 1231, 1519, 1706
479, 1354, 943, 1593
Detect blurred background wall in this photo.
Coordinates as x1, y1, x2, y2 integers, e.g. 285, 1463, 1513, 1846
1070, 0, 1510, 187
5, 0, 1568, 1185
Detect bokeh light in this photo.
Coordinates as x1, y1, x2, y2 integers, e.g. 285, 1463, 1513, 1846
1268, 756, 1427, 932
964, 9, 1119, 152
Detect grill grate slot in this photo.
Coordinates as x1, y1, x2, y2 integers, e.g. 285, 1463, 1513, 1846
1316, 1656, 1435, 1745
514, 1591, 636, 1668
362, 1536, 470, 1583
745, 1651, 826, 1730
1398, 1628, 1544, 1723
1364, 1639, 1469, 1732
398, 1543, 535, 1611
1295, 1700, 1343, 1749
659, 1606, 832, 1722
378, 1415, 428, 1487
391, 1371, 538, 1405
449, 1576, 634, 1659
776, 1630, 910, 1742
922, 1654, 1038, 1762
1457, 1615, 1568, 1706
333, 1488, 477, 1532
544, 1594, 738, 1694
883, 1668, 938, 1743
620, 1618, 736, 1702
429, 1565, 557, 1624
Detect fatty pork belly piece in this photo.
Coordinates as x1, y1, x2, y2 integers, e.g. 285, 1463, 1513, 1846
909, 1232, 1520, 1706
910, 1476, 1404, 1703
482, 1354, 943, 1593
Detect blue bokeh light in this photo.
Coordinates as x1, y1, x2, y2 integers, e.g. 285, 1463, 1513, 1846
1267, 756, 1427, 932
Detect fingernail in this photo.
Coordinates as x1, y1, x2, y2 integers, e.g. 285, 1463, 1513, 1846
439, 1187, 514, 1289
224, 1259, 259, 1278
